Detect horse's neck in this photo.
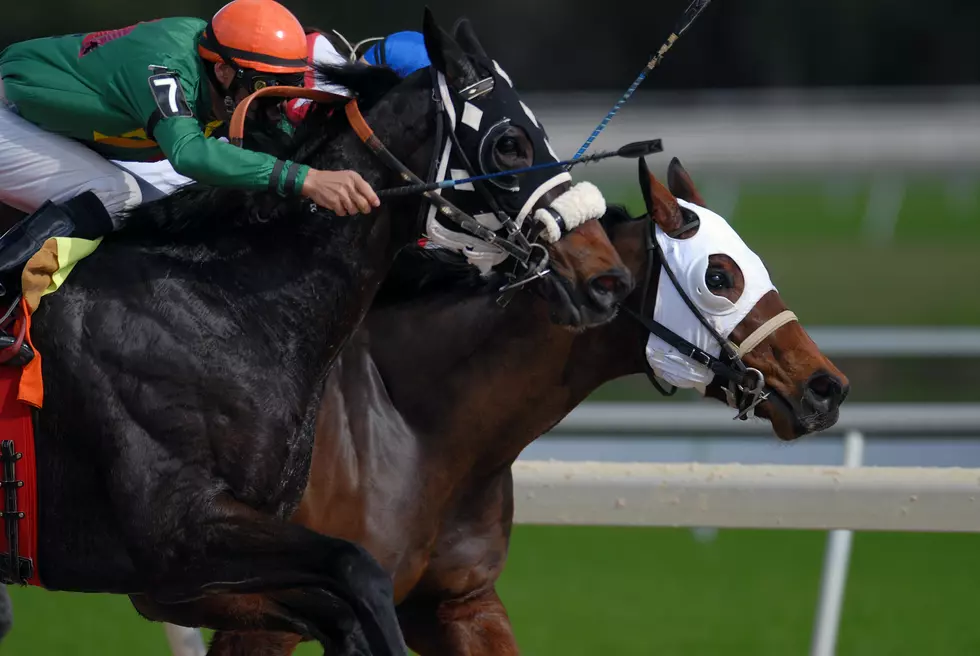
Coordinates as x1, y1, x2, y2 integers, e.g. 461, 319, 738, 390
272, 128, 430, 391
364, 290, 647, 474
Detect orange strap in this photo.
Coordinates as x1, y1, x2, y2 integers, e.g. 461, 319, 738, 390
228, 86, 350, 146
18, 297, 43, 409
344, 99, 375, 143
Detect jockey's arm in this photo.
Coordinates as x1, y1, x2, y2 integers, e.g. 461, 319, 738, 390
153, 115, 307, 196
116, 56, 377, 214
152, 116, 376, 215
114, 53, 309, 196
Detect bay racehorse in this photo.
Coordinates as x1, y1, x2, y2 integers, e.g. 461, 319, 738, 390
137, 156, 848, 655
0, 10, 634, 656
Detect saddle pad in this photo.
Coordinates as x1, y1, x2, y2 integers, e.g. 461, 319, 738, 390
0, 330, 42, 586
15, 237, 100, 408
22, 236, 102, 314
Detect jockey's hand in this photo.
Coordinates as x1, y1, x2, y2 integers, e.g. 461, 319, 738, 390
302, 169, 380, 216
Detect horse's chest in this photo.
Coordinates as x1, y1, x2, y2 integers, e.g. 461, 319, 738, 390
292, 433, 445, 601
293, 475, 442, 601
391, 536, 438, 602
349, 487, 447, 602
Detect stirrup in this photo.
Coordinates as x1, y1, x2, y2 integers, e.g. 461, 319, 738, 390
0, 334, 33, 368
0, 299, 33, 368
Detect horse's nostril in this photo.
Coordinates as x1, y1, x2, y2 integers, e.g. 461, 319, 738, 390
588, 270, 632, 308
809, 375, 835, 399
593, 276, 617, 293
805, 372, 845, 412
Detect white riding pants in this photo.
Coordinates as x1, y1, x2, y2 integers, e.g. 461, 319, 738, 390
0, 76, 158, 225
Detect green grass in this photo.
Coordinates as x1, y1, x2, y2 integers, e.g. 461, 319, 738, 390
5, 527, 980, 655
500, 527, 980, 656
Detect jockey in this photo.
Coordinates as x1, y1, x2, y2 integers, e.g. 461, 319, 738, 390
113, 28, 433, 199
0, 0, 379, 278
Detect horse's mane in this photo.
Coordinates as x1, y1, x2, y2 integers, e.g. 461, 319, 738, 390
600, 203, 641, 231
114, 61, 403, 241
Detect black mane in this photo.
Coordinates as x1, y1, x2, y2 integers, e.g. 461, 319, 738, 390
112, 61, 403, 241
311, 61, 402, 111
599, 203, 641, 231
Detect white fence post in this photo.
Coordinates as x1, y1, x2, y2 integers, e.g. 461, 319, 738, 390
809, 430, 865, 656
164, 623, 207, 656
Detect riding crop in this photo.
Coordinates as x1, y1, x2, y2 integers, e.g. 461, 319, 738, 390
569, 0, 714, 162
377, 139, 663, 198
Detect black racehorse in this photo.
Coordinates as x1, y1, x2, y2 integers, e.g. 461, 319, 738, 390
0, 10, 633, 656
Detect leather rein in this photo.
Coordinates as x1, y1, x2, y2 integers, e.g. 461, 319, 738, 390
228, 85, 534, 263
622, 215, 798, 420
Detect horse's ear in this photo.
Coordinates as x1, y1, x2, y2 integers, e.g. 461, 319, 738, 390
667, 157, 706, 206
639, 157, 685, 235
422, 7, 480, 89
453, 17, 489, 62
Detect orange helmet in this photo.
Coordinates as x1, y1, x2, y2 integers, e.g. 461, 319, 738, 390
198, 0, 308, 74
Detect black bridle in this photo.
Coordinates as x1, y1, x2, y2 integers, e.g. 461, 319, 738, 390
620, 215, 770, 421
423, 68, 550, 299
415, 65, 615, 305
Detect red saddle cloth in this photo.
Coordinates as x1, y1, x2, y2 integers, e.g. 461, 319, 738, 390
0, 298, 43, 586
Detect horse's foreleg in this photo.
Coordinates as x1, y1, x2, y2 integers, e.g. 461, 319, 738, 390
127, 493, 405, 656
149, 586, 521, 656
186, 587, 521, 656
131, 593, 310, 653
397, 588, 519, 656
206, 630, 303, 656
134, 591, 362, 656
397, 471, 520, 655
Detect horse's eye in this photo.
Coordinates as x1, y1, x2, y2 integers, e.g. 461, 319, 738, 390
497, 136, 519, 156
705, 268, 733, 291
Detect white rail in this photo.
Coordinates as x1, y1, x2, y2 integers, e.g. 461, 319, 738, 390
547, 402, 980, 435
511, 458, 980, 532
804, 326, 980, 357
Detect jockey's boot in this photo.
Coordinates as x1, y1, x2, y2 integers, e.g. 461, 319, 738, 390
0, 192, 112, 366
0, 191, 112, 296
